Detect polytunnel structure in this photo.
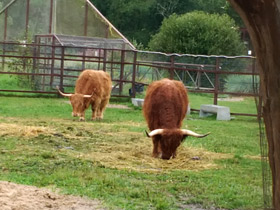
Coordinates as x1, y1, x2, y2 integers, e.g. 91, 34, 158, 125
0, 0, 138, 97
0, 0, 134, 49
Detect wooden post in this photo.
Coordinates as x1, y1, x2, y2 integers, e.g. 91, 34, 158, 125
2, 9, 8, 71
119, 50, 125, 95
169, 55, 175, 79
59, 46, 65, 92
49, 0, 53, 34
50, 36, 56, 86
103, 48, 107, 71
131, 50, 137, 98
214, 57, 220, 105
25, 0, 30, 39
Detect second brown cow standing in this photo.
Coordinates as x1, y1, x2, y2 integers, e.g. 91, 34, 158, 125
57, 69, 112, 121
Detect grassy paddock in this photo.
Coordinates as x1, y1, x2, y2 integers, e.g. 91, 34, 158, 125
0, 94, 263, 210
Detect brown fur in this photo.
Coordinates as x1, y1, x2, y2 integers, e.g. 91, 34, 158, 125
143, 79, 189, 159
69, 69, 112, 121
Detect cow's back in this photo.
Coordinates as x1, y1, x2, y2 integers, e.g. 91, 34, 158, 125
143, 79, 188, 130
75, 70, 111, 99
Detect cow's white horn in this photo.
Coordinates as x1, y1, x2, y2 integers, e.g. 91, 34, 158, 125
181, 129, 210, 138
56, 86, 72, 97
148, 129, 164, 137
83, 94, 93, 98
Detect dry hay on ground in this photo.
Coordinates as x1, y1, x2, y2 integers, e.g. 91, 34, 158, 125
0, 181, 105, 210
0, 123, 53, 137
0, 120, 232, 173
78, 135, 231, 173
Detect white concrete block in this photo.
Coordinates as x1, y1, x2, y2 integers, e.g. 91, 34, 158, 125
199, 104, 231, 120
131, 98, 144, 107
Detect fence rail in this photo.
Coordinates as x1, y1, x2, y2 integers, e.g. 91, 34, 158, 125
0, 38, 259, 116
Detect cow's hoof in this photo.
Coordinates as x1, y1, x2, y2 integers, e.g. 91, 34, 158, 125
79, 118, 85, 121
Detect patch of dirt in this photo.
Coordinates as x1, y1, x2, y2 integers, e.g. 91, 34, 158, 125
0, 181, 105, 210
218, 97, 244, 102
107, 103, 132, 109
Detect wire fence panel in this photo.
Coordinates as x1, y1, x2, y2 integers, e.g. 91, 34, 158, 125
0, 40, 259, 101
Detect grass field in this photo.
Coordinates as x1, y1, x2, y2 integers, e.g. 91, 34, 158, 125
0, 94, 263, 210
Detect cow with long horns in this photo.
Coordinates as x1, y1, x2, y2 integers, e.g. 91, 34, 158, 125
143, 78, 209, 160
57, 69, 112, 121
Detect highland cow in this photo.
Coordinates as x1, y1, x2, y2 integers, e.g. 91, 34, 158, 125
143, 78, 209, 159
57, 69, 112, 121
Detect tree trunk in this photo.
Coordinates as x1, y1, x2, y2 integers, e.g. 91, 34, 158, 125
227, 1, 280, 209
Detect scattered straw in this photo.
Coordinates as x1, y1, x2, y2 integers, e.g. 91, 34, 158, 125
0, 123, 52, 137
0, 120, 232, 173
78, 136, 231, 173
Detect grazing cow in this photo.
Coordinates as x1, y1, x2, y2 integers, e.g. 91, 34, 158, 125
143, 78, 209, 160
57, 69, 112, 121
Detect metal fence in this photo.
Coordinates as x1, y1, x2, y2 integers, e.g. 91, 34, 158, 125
0, 37, 259, 115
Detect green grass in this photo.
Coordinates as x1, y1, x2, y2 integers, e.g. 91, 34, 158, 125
0, 94, 263, 210
188, 93, 257, 114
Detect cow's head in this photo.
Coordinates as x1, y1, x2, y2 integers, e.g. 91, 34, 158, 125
56, 86, 92, 121
146, 128, 209, 160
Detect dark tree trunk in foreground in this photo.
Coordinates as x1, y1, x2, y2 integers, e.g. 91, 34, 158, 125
228, 0, 280, 209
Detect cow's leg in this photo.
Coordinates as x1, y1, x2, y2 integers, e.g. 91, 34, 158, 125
91, 99, 101, 120
79, 112, 86, 121
97, 98, 109, 120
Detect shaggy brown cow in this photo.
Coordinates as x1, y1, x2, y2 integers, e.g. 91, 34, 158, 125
57, 69, 112, 121
143, 78, 209, 160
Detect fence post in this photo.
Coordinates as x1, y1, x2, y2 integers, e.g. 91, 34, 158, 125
32, 36, 38, 83
131, 50, 137, 98
82, 48, 86, 70
252, 57, 262, 120
103, 48, 107, 71
2, 9, 8, 71
25, 0, 30, 39
169, 55, 175, 79
119, 50, 125, 95
49, 36, 56, 87
214, 57, 220, 105
59, 46, 65, 92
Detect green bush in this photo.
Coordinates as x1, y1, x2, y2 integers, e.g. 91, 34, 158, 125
148, 11, 246, 56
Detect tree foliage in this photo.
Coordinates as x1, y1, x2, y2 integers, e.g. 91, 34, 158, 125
148, 11, 245, 55
90, 0, 243, 46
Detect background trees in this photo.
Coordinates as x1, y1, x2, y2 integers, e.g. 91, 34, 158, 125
90, 0, 244, 50
148, 11, 245, 55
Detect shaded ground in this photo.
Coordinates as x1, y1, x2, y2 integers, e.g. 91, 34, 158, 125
0, 181, 105, 210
